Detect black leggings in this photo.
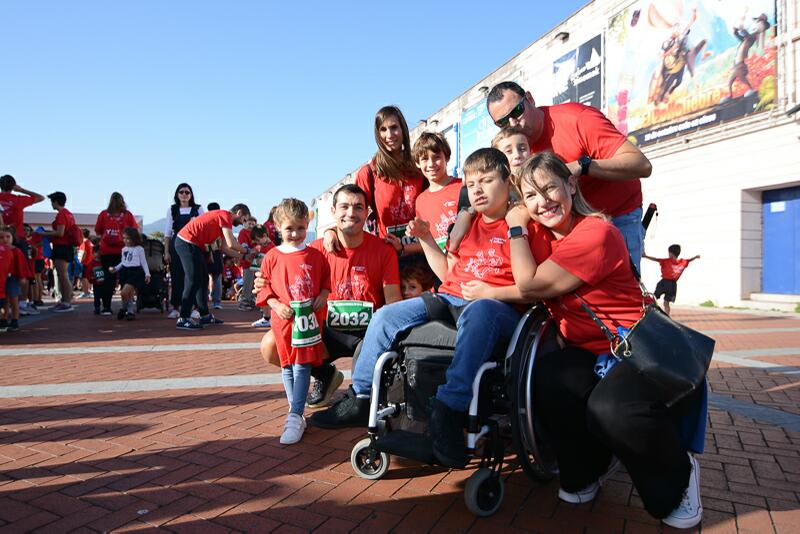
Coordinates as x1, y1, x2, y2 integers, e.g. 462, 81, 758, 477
169, 241, 185, 309
534, 346, 694, 519
175, 238, 208, 319
100, 254, 121, 310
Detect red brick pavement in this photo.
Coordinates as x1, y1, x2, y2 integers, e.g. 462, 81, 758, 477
0, 301, 798, 532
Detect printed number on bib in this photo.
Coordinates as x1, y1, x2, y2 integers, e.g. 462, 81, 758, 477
290, 298, 322, 348
327, 300, 373, 331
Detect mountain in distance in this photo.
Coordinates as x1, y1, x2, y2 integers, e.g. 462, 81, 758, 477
142, 218, 166, 235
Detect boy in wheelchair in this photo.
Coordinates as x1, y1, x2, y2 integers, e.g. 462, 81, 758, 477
309, 148, 528, 468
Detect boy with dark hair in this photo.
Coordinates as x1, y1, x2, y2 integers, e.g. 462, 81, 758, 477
77, 229, 94, 298
643, 244, 700, 315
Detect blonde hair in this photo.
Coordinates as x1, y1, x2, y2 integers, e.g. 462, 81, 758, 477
273, 198, 309, 225
518, 152, 606, 220
490, 126, 528, 150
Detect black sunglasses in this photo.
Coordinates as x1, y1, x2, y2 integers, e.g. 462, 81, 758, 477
178, 190, 191, 195
494, 98, 526, 128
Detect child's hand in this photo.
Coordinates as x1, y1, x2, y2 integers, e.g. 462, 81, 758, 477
313, 294, 327, 312
406, 217, 430, 239
460, 280, 495, 301
505, 204, 530, 227
383, 233, 403, 254
109, 266, 116, 273
145, 275, 151, 284
253, 270, 266, 291
275, 302, 294, 320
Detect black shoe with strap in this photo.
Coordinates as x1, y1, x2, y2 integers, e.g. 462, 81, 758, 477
307, 386, 369, 429
429, 398, 468, 468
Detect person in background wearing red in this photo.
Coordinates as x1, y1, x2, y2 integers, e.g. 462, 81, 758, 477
0, 174, 45, 316
237, 216, 258, 311
24, 224, 45, 309
94, 192, 138, 316
247, 224, 276, 328
174, 204, 249, 330
0, 226, 13, 333
77, 229, 95, 298
324, 106, 426, 270
0, 225, 31, 331
37, 192, 78, 312
643, 245, 700, 315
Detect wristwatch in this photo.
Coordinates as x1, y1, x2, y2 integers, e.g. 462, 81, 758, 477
578, 155, 592, 176
507, 226, 528, 239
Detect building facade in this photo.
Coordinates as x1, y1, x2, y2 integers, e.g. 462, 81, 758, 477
313, 0, 800, 308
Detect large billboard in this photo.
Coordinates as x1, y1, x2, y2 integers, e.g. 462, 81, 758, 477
553, 35, 603, 109
459, 99, 499, 172
606, 0, 777, 146
442, 124, 459, 177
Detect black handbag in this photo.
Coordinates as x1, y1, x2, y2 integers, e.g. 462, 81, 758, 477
577, 261, 715, 407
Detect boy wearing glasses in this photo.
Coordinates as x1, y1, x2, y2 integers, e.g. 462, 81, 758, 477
486, 81, 652, 269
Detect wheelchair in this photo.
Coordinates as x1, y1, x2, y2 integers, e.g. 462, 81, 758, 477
349, 305, 561, 516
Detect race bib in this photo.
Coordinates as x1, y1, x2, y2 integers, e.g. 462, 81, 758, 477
326, 300, 373, 331
387, 224, 417, 246
290, 299, 321, 348
248, 253, 265, 271
435, 235, 448, 251
93, 266, 105, 283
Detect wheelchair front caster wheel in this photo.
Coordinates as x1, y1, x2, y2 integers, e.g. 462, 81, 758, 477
351, 438, 390, 480
464, 467, 504, 517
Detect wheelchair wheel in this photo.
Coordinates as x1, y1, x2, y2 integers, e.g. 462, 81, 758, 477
464, 467, 504, 517
351, 438, 390, 480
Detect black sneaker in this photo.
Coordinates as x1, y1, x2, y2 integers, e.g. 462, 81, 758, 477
200, 314, 224, 325
0, 319, 8, 330
429, 398, 468, 468
125, 312, 135, 321
34, 300, 44, 307
307, 364, 345, 408
307, 386, 369, 429
176, 318, 202, 330
94, 308, 101, 315
100, 308, 112, 316
117, 309, 126, 320
7, 320, 19, 332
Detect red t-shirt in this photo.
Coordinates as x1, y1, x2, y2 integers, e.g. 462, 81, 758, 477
95, 210, 138, 256
530, 103, 639, 217
354, 163, 426, 238
0, 192, 37, 237
529, 216, 644, 355
9, 247, 31, 279
78, 238, 94, 266
415, 179, 462, 249
256, 246, 331, 367
51, 208, 76, 246
439, 215, 516, 299
309, 232, 400, 309
658, 258, 691, 281
178, 210, 233, 248
0, 244, 12, 299
27, 233, 42, 260
238, 228, 254, 269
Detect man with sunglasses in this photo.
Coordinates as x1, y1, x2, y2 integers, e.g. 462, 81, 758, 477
486, 81, 652, 269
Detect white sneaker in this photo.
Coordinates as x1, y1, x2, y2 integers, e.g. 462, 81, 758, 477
279, 413, 306, 445
251, 317, 271, 328
558, 456, 621, 504
663, 454, 703, 529
167, 309, 179, 319
190, 310, 201, 320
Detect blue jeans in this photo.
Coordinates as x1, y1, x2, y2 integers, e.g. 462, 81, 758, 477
351, 294, 521, 412
612, 206, 644, 272
282, 363, 312, 415
211, 274, 222, 306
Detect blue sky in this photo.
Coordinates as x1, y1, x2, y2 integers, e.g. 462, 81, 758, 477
0, 1, 587, 226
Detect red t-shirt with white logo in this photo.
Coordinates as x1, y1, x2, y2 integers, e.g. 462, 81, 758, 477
79, 238, 94, 266
310, 232, 399, 309
0, 193, 37, 238
529, 216, 644, 355
530, 103, 638, 217
256, 246, 331, 367
658, 258, 691, 281
178, 210, 233, 248
439, 215, 516, 299
238, 228, 253, 269
51, 208, 76, 246
95, 210, 138, 256
354, 163, 426, 239
415, 179, 462, 249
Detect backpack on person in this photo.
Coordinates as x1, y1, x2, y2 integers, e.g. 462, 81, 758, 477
67, 223, 83, 247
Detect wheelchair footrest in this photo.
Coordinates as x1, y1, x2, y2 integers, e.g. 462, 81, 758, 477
372, 430, 436, 464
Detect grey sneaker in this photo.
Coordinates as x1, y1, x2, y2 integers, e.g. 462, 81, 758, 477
307, 367, 344, 408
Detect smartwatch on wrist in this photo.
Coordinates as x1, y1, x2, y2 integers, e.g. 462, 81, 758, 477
578, 155, 592, 176
507, 226, 528, 239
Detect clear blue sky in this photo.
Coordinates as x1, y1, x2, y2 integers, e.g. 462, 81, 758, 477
0, 0, 587, 226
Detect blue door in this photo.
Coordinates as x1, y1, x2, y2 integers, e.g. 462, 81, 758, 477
763, 186, 800, 294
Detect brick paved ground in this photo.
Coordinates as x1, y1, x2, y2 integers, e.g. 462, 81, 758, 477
0, 298, 798, 533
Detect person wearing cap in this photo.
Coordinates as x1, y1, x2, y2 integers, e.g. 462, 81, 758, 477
485, 81, 652, 269
37, 192, 77, 312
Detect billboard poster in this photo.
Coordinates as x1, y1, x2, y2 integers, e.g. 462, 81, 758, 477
441, 124, 459, 177
459, 99, 499, 172
606, 0, 777, 146
553, 35, 603, 109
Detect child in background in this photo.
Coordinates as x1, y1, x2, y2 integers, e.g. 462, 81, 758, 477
249, 224, 276, 328
0, 227, 13, 332
23, 224, 44, 312
77, 229, 94, 298
221, 257, 242, 300
237, 216, 257, 311
400, 263, 435, 300
256, 198, 330, 444
643, 244, 701, 315
109, 227, 151, 320
0, 226, 29, 331
88, 238, 104, 314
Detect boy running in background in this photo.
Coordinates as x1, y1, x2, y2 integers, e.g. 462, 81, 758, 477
256, 199, 330, 444
643, 244, 700, 315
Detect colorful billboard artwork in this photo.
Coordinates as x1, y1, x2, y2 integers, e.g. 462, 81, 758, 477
553, 35, 603, 109
459, 99, 499, 172
606, 0, 777, 146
